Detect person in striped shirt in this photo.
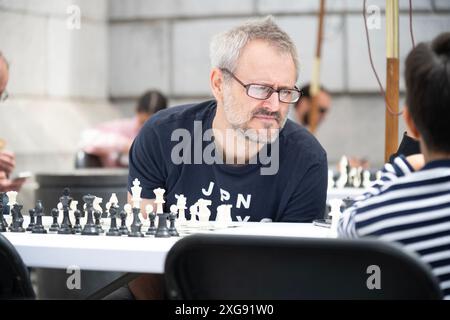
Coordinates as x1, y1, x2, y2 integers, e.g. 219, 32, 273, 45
339, 32, 450, 299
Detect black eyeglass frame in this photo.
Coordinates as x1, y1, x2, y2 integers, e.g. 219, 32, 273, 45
220, 68, 301, 104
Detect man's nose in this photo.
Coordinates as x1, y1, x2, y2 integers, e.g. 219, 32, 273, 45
264, 91, 281, 111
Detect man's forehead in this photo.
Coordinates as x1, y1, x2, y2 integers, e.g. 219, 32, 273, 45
235, 40, 297, 85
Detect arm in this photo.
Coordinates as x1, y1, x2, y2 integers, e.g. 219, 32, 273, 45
338, 155, 416, 238
0, 150, 15, 176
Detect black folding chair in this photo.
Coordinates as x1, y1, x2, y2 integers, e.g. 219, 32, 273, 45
164, 234, 442, 300
0, 234, 35, 299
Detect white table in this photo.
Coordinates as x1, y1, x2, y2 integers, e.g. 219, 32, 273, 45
3, 222, 332, 274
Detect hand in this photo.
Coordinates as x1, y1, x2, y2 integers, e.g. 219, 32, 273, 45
0, 150, 16, 176
0, 171, 27, 192
406, 154, 425, 171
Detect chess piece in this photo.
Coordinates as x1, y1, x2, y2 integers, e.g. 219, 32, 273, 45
362, 170, 372, 188
81, 194, 99, 235
131, 179, 143, 209
168, 205, 179, 237
0, 192, 7, 232
94, 208, 104, 233
31, 200, 46, 234
335, 156, 348, 189
175, 194, 187, 225
145, 204, 156, 235
58, 188, 74, 234
155, 211, 170, 238
106, 202, 120, 236
26, 209, 36, 231
328, 199, 343, 237
73, 209, 82, 233
10, 204, 25, 232
153, 187, 166, 214
188, 203, 198, 226
128, 204, 144, 237
197, 199, 212, 227
69, 200, 79, 223
215, 204, 233, 228
119, 209, 129, 235
49, 208, 60, 232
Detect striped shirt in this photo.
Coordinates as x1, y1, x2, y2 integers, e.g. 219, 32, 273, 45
338, 155, 450, 299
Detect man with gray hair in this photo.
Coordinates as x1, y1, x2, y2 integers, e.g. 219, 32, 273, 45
121, 16, 327, 299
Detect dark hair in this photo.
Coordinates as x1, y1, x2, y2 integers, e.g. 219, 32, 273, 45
136, 90, 168, 114
295, 83, 329, 125
405, 32, 450, 153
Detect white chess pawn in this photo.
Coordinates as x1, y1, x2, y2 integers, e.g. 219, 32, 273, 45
170, 204, 178, 216
124, 203, 132, 224
376, 170, 382, 182
362, 170, 372, 188
328, 199, 343, 238
215, 204, 232, 227
352, 167, 362, 188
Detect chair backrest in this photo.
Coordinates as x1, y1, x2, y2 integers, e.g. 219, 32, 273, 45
0, 234, 35, 299
74, 151, 103, 169
165, 234, 443, 300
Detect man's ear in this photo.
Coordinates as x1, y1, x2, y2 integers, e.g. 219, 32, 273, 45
210, 68, 224, 102
403, 106, 420, 139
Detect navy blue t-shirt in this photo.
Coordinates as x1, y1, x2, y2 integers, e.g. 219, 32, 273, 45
128, 100, 327, 222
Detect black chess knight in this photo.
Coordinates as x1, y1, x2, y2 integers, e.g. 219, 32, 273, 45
81, 194, 99, 236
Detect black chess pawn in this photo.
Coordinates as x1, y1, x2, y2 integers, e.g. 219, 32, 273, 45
146, 211, 157, 235
119, 209, 129, 235
58, 188, 74, 234
106, 204, 120, 236
10, 204, 25, 232
73, 209, 82, 233
32, 200, 47, 234
49, 208, 60, 232
129, 207, 144, 237
81, 194, 99, 236
26, 209, 36, 231
94, 209, 104, 233
155, 212, 170, 238
168, 211, 179, 237
0, 192, 8, 232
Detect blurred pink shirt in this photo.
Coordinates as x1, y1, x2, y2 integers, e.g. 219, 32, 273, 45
80, 117, 141, 167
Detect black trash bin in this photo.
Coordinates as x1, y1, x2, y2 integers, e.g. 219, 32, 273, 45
34, 169, 129, 299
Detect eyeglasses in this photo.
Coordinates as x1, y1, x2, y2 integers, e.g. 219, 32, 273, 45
0, 90, 8, 102
221, 68, 301, 104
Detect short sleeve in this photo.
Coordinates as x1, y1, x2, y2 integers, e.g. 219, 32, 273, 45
128, 124, 167, 199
